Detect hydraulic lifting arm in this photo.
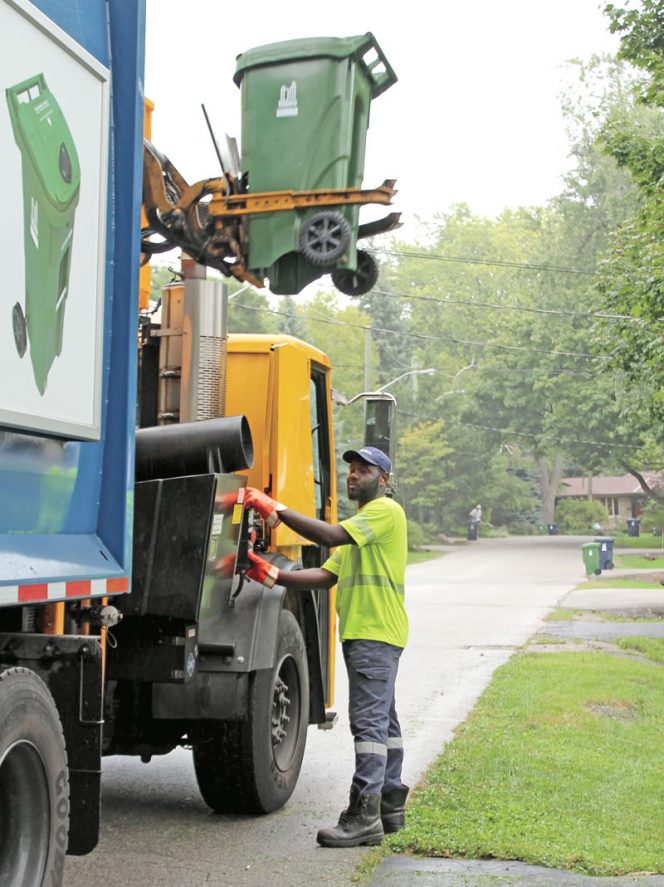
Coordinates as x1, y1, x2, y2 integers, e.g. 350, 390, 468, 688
141, 140, 400, 286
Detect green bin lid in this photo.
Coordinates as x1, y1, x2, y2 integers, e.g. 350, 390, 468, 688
234, 32, 397, 98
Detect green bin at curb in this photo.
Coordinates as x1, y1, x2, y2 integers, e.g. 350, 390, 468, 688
582, 542, 601, 576
7, 73, 80, 395
234, 33, 397, 294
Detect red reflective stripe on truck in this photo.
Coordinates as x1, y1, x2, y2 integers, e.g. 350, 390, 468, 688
18, 584, 49, 602
2, 577, 129, 606
66, 580, 92, 597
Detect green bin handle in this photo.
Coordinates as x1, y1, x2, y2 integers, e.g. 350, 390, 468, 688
6, 73, 47, 113
353, 33, 398, 98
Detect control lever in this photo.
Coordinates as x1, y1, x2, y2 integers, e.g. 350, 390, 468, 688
229, 503, 252, 608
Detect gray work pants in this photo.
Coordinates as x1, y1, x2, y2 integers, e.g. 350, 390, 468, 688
342, 639, 404, 797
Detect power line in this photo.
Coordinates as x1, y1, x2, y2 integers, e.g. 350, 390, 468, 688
233, 301, 613, 362
316, 280, 646, 323
459, 422, 645, 451
367, 289, 641, 323
368, 246, 596, 276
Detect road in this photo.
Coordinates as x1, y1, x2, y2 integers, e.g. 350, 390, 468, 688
65, 535, 586, 886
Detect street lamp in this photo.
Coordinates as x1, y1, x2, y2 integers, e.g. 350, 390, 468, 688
375, 368, 435, 393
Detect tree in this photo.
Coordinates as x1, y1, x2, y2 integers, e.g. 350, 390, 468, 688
149, 262, 179, 302
227, 286, 275, 334
395, 420, 454, 528
596, 0, 664, 417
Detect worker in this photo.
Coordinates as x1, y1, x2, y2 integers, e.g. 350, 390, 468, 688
244, 446, 409, 848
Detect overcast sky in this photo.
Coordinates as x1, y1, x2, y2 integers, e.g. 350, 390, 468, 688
145, 0, 619, 241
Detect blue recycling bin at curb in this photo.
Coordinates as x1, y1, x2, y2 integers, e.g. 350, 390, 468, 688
467, 522, 478, 541
547, 523, 557, 535
626, 518, 640, 538
594, 536, 615, 571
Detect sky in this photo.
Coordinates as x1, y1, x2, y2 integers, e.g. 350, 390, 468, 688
145, 0, 620, 243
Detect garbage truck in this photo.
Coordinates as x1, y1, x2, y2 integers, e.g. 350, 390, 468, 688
0, 1, 398, 884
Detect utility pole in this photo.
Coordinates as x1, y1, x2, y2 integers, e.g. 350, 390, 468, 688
364, 329, 373, 392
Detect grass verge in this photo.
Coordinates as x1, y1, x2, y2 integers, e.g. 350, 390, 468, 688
390, 651, 664, 876
576, 577, 663, 589
615, 554, 664, 570
546, 608, 663, 623
612, 534, 664, 549
617, 636, 664, 664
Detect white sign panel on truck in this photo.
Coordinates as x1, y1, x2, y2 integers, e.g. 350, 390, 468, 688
0, 0, 110, 440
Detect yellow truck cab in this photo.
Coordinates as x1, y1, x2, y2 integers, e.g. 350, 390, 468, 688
226, 333, 338, 706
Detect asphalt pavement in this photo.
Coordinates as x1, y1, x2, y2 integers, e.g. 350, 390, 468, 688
63, 536, 663, 886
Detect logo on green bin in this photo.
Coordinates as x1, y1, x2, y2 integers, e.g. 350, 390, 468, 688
277, 81, 298, 118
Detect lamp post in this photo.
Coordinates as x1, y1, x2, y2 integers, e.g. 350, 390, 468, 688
375, 367, 435, 393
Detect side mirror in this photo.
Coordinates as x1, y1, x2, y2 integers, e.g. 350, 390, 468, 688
363, 394, 396, 491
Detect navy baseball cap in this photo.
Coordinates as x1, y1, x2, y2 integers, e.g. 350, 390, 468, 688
343, 446, 392, 474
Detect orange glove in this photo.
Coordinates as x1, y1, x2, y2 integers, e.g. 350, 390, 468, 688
246, 550, 280, 588
245, 487, 287, 528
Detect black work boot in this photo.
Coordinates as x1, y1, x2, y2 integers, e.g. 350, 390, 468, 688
380, 784, 409, 833
316, 785, 384, 848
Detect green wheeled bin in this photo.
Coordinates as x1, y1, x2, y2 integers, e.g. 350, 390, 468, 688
234, 33, 397, 295
6, 73, 80, 395
582, 541, 601, 576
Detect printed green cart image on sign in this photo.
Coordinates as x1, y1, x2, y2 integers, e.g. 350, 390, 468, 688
6, 73, 80, 395
234, 32, 399, 295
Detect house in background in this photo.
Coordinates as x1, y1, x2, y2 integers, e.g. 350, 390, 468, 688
556, 473, 661, 528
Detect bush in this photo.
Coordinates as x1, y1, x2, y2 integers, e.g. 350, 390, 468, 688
507, 520, 538, 535
406, 519, 430, 550
639, 500, 664, 534
554, 499, 607, 533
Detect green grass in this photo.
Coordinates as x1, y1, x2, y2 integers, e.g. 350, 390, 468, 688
617, 637, 664, 664
594, 612, 663, 623
615, 554, 664, 570
407, 550, 447, 565
576, 577, 663, 589
544, 608, 577, 622
546, 608, 662, 623
391, 652, 664, 876
613, 534, 664, 549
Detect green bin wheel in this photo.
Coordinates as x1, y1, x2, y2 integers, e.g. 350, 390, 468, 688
12, 302, 27, 359
332, 249, 379, 296
299, 211, 351, 266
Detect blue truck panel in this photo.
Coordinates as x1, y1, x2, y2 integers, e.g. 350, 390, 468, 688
0, 0, 145, 596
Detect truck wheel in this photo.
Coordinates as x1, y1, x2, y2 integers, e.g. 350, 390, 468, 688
299, 211, 351, 266
192, 609, 309, 814
0, 668, 69, 887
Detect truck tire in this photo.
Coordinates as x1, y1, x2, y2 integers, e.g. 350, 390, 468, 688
192, 609, 309, 814
0, 668, 69, 887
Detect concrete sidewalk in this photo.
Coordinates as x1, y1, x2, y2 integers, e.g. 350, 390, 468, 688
369, 570, 664, 887
371, 857, 664, 886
